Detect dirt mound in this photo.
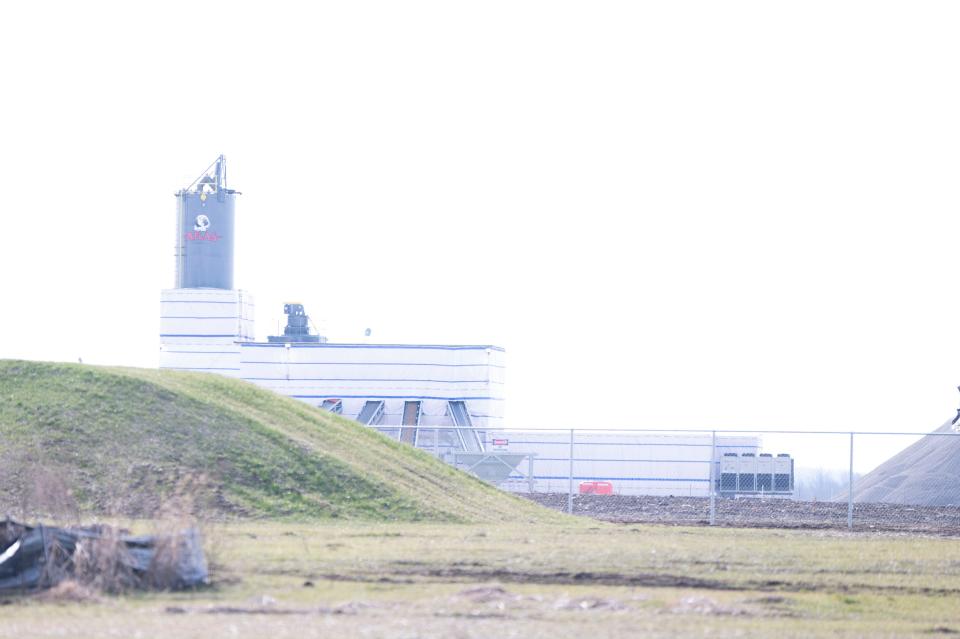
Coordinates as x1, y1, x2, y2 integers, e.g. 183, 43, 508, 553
0, 360, 554, 523
852, 419, 960, 506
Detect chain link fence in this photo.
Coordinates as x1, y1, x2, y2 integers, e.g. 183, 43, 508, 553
381, 425, 960, 533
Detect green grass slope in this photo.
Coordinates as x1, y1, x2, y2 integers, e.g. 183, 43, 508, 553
0, 360, 558, 523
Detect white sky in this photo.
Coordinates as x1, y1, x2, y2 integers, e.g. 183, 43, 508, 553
2, 1, 959, 472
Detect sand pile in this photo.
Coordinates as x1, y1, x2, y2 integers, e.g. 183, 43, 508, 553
853, 419, 960, 506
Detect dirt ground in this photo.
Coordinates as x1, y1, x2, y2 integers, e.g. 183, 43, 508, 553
524, 493, 960, 534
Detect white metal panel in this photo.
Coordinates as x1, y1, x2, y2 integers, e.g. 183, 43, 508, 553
159, 342, 242, 377
231, 342, 503, 429
240, 343, 501, 366
160, 289, 256, 345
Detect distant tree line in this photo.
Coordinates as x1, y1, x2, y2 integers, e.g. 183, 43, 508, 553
794, 467, 862, 501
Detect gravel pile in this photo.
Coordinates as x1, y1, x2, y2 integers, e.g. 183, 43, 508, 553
852, 420, 960, 506
522, 493, 960, 535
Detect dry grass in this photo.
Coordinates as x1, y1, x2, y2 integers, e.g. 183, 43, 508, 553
3, 473, 209, 595
34, 580, 101, 604
5, 520, 960, 638
13, 464, 79, 524
69, 528, 140, 593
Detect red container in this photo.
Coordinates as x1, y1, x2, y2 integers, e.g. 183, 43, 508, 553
579, 481, 614, 495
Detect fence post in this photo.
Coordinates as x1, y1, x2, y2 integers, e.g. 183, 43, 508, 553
434, 428, 440, 458
528, 454, 535, 494
568, 429, 574, 515
847, 432, 854, 530
709, 430, 716, 526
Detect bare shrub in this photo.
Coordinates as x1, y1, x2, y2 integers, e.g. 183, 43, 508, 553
4, 472, 210, 595
17, 465, 78, 524
71, 528, 139, 594
146, 474, 210, 590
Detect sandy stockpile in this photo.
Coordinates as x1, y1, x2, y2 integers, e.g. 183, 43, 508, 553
850, 419, 960, 506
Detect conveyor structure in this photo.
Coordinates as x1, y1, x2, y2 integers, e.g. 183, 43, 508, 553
400, 401, 421, 445
356, 400, 385, 425
449, 400, 482, 452
321, 399, 343, 414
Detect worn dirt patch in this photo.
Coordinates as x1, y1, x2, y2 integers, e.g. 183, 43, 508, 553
668, 596, 750, 616
321, 568, 736, 590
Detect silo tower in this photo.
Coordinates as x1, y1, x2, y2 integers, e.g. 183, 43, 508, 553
160, 155, 255, 377
174, 155, 237, 290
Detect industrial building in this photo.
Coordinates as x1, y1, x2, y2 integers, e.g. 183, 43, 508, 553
486, 431, 783, 498
159, 156, 793, 497
160, 157, 503, 437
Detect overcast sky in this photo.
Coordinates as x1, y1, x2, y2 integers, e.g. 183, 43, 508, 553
2, 1, 959, 471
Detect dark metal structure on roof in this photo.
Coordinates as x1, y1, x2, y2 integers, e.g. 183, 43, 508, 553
267, 303, 326, 344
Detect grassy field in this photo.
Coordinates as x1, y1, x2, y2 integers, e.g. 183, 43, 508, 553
0, 360, 552, 523
3, 359, 957, 636
3, 520, 959, 638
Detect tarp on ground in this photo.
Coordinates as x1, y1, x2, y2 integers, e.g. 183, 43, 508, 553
0, 518, 207, 591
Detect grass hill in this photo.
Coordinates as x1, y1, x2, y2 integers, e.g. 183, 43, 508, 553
0, 359, 557, 523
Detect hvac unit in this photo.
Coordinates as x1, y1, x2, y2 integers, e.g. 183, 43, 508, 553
738, 453, 757, 492
774, 454, 793, 492
720, 453, 739, 493
756, 453, 774, 492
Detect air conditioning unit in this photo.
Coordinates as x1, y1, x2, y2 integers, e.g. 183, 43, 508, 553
738, 453, 757, 492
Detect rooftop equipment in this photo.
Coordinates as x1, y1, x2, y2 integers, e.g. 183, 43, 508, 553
174, 155, 238, 290
267, 303, 327, 343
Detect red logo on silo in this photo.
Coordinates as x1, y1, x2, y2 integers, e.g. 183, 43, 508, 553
185, 231, 220, 241
186, 214, 219, 241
